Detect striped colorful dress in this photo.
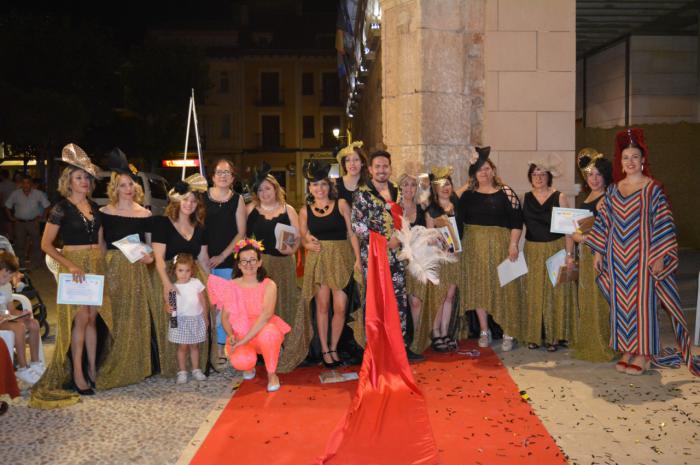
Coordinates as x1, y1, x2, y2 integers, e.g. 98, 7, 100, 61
586, 181, 699, 376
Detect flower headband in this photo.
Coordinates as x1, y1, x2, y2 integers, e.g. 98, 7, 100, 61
233, 238, 265, 259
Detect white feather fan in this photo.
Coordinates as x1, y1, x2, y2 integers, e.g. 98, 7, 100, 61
395, 218, 458, 285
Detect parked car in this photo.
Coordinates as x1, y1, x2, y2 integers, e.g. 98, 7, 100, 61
92, 170, 170, 215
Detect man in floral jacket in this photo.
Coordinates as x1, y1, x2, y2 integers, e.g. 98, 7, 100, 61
351, 150, 424, 362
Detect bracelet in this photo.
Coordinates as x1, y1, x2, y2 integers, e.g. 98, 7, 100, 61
566, 252, 573, 257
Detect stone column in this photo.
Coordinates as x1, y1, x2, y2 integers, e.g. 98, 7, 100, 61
381, 0, 485, 186
380, 0, 577, 198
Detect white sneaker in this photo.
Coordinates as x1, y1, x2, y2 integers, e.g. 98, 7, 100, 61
29, 362, 45, 376
176, 370, 188, 384
243, 369, 256, 380
191, 369, 207, 381
501, 335, 515, 352
16, 367, 40, 385
478, 330, 492, 348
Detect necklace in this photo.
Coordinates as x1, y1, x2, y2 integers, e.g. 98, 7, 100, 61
313, 202, 330, 214
260, 202, 279, 212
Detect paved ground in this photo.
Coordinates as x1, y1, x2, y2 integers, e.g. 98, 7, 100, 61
1, 250, 698, 465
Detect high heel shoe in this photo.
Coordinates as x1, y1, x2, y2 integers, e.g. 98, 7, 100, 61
321, 351, 340, 369
70, 380, 95, 396
328, 350, 344, 366
87, 373, 96, 389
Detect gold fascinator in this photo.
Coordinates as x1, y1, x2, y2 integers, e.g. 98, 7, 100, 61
528, 153, 562, 177
168, 173, 208, 201
61, 143, 99, 178
577, 148, 604, 179
336, 140, 365, 168
431, 166, 454, 180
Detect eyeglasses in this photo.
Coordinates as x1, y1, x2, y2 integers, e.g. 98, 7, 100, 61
215, 170, 232, 177
531, 173, 548, 178
239, 258, 258, 266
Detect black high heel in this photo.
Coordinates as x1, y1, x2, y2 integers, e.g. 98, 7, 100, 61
431, 336, 449, 353
87, 372, 96, 389
70, 380, 95, 396
328, 350, 344, 365
321, 351, 340, 369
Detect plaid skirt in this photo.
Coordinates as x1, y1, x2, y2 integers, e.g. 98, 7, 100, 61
168, 315, 207, 344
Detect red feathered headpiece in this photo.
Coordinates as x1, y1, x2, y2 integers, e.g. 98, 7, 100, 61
613, 127, 651, 182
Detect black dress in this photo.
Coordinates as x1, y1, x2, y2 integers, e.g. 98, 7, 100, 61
408, 204, 427, 228
246, 207, 291, 257
522, 191, 562, 243
336, 177, 359, 205
204, 192, 241, 269
102, 213, 149, 248
150, 216, 206, 260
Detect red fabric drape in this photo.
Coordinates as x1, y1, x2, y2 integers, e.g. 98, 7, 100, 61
317, 231, 439, 465
0, 339, 20, 398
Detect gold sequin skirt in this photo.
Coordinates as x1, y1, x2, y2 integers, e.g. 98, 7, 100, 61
522, 238, 576, 344
264, 254, 312, 373
301, 240, 355, 301
460, 225, 523, 340
96, 251, 155, 389
571, 246, 615, 362
411, 258, 460, 354
150, 262, 215, 378
29, 249, 113, 409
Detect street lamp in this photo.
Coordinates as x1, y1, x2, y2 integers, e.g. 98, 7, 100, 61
332, 128, 340, 139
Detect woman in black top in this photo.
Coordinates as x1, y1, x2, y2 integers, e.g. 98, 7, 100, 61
151, 175, 211, 378
457, 147, 524, 352
570, 152, 615, 362
204, 159, 246, 364
246, 167, 306, 372
521, 158, 576, 351
33, 144, 111, 407
335, 141, 369, 205
423, 169, 462, 353
97, 164, 155, 389
398, 174, 430, 354
299, 161, 360, 368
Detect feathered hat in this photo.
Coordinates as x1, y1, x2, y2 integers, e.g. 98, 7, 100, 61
528, 153, 562, 177
613, 127, 650, 182
60, 143, 100, 178
107, 148, 138, 181
168, 173, 208, 202
430, 166, 454, 188
304, 160, 331, 182
467, 146, 491, 177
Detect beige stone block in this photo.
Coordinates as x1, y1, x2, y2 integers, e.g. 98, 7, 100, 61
485, 71, 499, 111
384, 93, 422, 146
421, 29, 464, 93
538, 32, 575, 71
537, 111, 574, 151
420, 0, 465, 31
464, 0, 486, 32
484, 111, 537, 150
499, 71, 574, 111
495, 151, 537, 191
421, 144, 472, 185
498, 0, 574, 32
421, 93, 468, 145
484, 31, 536, 71
485, 0, 498, 31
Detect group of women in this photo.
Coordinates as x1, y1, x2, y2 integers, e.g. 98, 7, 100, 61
26, 127, 698, 407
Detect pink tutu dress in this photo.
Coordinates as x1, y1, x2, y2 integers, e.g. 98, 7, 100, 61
207, 275, 291, 373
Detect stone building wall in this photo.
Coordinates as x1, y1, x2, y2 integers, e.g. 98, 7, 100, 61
351, 43, 385, 152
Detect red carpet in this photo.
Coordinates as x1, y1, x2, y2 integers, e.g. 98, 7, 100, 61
190, 342, 569, 465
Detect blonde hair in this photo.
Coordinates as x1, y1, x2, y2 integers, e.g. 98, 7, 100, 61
252, 175, 286, 206
107, 172, 144, 205
165, 192, 206, 227
57, 166, 95, 198
468, 159, 504, 191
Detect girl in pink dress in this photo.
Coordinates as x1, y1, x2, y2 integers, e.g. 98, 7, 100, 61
208, 239, 291, 392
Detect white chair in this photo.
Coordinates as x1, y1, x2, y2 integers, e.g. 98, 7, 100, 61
694, 271, 700, 346
0, 293, 45, 365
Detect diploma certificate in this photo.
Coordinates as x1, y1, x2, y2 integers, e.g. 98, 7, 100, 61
57, 273, 105, 306
550, 207, 593, 235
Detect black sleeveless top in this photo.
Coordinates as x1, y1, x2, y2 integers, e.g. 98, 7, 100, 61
306, 201, 347, 241
204, 191, 241, 269
151, 216, 206, 261
336, 177, 359, 205
246, 207, 291, 257
47, 199, 102, 245
408, 203, 427, 228
102, 212, 150, 250
458, 188, 523, 231
523, 191, 562, 242
579, 194, 604, 218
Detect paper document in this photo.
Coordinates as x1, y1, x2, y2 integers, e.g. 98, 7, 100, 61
550, 207, 593, 235
57, 273, 105, 306
112, 234, 152, 263
274, 223, 298, 252
319, 371, 359, 384
545, 249, 567, 287
435, 216, 462, 253
497, 251, 528, 287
